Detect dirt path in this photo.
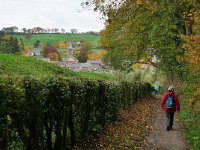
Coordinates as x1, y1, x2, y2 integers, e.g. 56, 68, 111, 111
72, 96, 187, 150
142, 107, 187, 150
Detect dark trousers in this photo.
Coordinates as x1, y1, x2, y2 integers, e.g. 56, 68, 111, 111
166, 112, 174, 127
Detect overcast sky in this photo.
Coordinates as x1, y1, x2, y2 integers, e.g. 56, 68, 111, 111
0, 0, 105, 32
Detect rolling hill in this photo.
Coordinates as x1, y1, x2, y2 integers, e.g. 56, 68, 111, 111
0, 54, 112, 79
0, 54, 75, 77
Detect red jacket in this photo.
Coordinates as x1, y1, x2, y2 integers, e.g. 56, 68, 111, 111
161, 91, 180, 112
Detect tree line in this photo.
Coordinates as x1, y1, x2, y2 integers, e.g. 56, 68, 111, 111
1, 26, 76, 34
1, 26, 100, 34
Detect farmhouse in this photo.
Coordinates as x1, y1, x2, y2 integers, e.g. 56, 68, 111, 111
26, 48, 41, 56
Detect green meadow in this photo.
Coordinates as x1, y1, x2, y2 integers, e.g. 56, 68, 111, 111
14, 33, 100, 49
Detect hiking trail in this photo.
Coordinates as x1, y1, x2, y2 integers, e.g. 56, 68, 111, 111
72, 96, 187, 150
142, 98, 187, 150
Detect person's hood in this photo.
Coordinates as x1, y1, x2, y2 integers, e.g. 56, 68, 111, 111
167, 91, 174, 95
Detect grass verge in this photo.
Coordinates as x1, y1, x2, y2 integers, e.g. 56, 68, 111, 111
178, 96, 200, 150
76, 71, 113, 79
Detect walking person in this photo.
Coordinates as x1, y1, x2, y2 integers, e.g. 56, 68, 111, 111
154, 81, 160, 95
161, 85, 180, 131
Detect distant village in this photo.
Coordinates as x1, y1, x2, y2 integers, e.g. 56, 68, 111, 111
26, 42, 110, 73
26, 41, 157, 73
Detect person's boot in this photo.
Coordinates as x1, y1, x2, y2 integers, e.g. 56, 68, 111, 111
167, 126, 170, 131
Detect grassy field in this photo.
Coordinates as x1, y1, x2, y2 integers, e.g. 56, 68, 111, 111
0, 54, 112, 79
14, 33, 100, 49
0, 54, 75, 77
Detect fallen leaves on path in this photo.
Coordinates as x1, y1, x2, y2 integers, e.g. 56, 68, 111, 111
72, 96, 160, 150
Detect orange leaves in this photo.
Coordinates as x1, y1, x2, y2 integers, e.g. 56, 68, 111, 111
181, 35, 200, 66
181, 9, 200, 71
43, 47, 61, 61
181, 9, 200, 112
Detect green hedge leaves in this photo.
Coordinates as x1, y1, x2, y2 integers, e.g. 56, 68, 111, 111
0, 76, 153, 150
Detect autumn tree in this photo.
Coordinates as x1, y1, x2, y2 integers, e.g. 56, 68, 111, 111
77, 41, 92, 62
43, 45, 61, 61
0, 33, 22, 54
85, 0, 200, 113
85, 0, 199, 81
179, 8, 200, 109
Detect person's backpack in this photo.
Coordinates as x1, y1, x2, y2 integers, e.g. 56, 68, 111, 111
165, 94, 175, 109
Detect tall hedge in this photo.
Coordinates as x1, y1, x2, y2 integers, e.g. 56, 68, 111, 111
0, 76, 153, 150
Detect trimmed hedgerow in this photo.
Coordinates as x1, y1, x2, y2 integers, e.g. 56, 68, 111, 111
0, 76, 153, 150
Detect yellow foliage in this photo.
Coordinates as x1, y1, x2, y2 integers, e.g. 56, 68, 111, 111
24, 45, 32, 51
57, 42, 66, 49
136, 0, 142, 5
133, 63, 142, 69
88, 50, 107, 60
98, 50, 107, 57
99, 29, 110, 48
22, 53, 31, 57
88, 53, 98, 60
2, 35, 10, 40
189, 85, 200, 111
